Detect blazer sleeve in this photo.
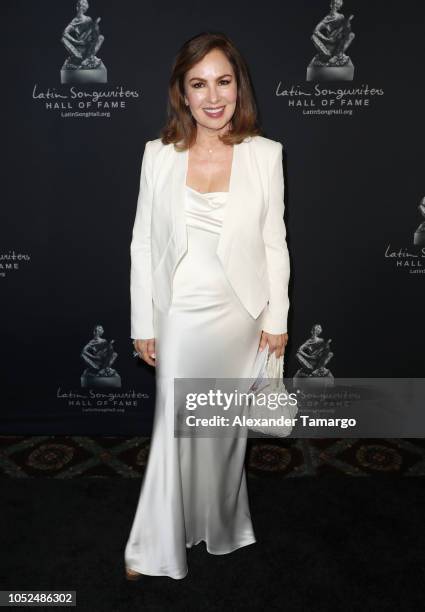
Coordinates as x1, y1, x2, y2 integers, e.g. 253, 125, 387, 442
261, 142, 291, 335
130, 140, 155, 340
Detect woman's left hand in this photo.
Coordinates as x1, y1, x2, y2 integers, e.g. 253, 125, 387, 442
259, 331, 288, 358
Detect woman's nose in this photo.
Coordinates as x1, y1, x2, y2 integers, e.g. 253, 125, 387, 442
207, 86, 219, 102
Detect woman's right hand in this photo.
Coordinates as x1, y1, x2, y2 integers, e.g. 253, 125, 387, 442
134, 338, 156, 367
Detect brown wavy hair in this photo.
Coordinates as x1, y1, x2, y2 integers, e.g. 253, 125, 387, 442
160, 32, 263, 151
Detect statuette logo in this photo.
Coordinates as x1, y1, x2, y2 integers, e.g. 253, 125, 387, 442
60, 0, 107, 84
307, 0, 356, 81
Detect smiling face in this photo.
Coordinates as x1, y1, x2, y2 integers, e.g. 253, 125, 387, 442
183, 48, 238, 135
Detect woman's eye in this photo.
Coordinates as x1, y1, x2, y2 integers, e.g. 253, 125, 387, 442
192, 79, 231, 88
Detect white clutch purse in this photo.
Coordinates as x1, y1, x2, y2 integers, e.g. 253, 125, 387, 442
246, 344, 298, 437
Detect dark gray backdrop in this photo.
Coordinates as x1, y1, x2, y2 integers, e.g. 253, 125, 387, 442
2, 0, 424, 434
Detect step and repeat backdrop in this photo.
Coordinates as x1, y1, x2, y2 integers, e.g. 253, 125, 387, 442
2, 0, 424, 434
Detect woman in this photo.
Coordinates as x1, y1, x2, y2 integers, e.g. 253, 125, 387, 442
125, 31, 290, 580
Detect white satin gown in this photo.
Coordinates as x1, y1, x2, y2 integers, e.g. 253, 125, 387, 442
125, 185, 266, 579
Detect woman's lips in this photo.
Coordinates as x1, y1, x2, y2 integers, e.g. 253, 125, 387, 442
203, 106, 225, 118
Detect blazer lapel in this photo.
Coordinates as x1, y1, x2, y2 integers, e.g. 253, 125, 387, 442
171, 146, 188, 262
170, 138, 250, 267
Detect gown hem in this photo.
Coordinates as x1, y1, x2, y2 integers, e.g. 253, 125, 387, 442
126, 563, 189, 581
186, 536, 257, 555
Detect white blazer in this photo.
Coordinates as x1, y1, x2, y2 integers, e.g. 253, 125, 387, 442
130, 134, 290, 339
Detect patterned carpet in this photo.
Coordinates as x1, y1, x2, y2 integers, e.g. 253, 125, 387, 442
0, 436, 424, 478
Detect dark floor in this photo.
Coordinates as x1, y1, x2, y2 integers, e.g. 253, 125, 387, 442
2, 475, 424, 612
2, 436, 424, 610
1, 436, 424, 478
